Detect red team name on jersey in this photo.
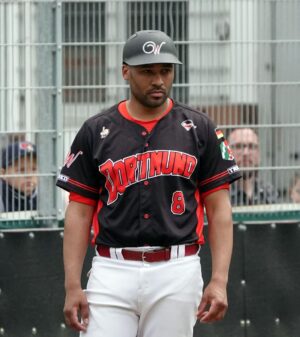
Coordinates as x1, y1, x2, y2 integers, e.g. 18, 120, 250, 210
100, 150, 197, 204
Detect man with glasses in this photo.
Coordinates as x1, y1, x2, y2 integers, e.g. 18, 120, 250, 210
228, 128, 277, 206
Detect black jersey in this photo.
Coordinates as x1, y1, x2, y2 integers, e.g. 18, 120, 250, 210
56, 101, 241, 247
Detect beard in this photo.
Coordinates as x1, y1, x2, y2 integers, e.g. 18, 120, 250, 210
130, 85, 171, 109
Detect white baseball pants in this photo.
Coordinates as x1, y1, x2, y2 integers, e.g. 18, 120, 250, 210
80, 254, 203, 337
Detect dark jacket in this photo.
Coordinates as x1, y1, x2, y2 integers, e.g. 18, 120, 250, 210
0, 179, 37, 212
231, 177, 278, 206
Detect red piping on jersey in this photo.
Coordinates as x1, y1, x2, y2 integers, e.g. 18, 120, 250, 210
194, 183, 229, 245
118, 99, 174, 133
68, 190, 102, 245
68, 178, 99, 193
199, 170, 229, 187
201, 183, 229, 199
69, 192, 97, 207
194, 188, 205, 245
91, 194, 103, 245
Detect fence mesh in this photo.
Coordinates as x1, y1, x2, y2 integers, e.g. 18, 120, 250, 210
1, 0, 300, 226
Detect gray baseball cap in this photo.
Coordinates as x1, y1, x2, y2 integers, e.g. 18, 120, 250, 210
123, 30, 182, 66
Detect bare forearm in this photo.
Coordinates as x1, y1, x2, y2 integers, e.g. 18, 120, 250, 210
207, 210, 233, 285
63, 201, 94, 290
197, 189, 233, 322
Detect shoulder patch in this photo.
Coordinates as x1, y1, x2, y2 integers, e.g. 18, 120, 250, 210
220, 140, 235, 160
215, 128, 234, 160
215, 128, 224, 140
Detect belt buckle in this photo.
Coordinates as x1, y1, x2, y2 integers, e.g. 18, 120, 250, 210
142, 250, 148, 262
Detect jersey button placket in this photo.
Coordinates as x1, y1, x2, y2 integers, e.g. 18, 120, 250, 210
142, 182, 150, 221
140, 130, 151, 225
141, 131, 150, 149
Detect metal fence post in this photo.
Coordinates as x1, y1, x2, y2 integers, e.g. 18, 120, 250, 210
54, 0, 64, 224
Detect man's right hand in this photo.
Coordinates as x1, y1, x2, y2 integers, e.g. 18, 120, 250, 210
63, 287, 89, 332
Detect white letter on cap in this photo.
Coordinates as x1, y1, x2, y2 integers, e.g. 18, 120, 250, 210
143, 41, 166, 55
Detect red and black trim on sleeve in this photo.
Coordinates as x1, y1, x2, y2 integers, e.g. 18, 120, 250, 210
56, 101, 241, 247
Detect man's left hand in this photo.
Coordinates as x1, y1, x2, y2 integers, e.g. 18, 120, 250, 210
197, 279, 228, 323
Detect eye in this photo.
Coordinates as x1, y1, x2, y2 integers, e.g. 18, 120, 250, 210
161, 68, 172, 74
142, 69, 152, 74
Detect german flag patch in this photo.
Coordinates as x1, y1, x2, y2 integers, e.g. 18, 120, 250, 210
215, 128, 224, 140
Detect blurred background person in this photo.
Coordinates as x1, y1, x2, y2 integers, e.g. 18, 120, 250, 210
0, 141, 37, 212
228, 128, 278, 206
289, 172, 300, 203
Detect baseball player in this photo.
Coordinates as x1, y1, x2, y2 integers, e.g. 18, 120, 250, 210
56, 30, 241, 337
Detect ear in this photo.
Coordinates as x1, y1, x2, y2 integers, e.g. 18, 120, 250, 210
122, 64, 130, 80
0, 168, 5, 176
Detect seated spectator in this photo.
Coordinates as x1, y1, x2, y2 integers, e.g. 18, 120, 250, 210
0, 141, 37, 212
289, 173, 300, 203
228, 128, 278, 206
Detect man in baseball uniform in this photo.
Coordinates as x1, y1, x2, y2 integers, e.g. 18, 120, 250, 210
56, 30, 241, 337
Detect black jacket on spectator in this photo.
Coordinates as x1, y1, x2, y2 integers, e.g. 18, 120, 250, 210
0, 179, 37, 212
230, 177, 278, 206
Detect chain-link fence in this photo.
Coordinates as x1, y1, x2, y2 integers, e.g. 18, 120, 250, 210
1, 0, 300, 226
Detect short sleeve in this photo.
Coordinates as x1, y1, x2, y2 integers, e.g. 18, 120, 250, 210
198, 120, 241, 193
56, 122, 102, 199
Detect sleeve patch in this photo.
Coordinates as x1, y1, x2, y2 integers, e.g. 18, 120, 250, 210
215, 128, 235, 161
220, 140, 235, 160
215, 128, 224, 139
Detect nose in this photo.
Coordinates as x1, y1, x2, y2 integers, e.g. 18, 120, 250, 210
152, 73, 163, 86
243, 147, 250, 155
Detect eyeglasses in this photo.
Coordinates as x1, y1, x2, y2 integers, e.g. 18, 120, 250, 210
230, 143, 259, 151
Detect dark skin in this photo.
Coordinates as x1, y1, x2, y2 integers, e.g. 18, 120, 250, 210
63, 63, 233, 331
122, 63, 174, 121
63, 201, 93, 332
62, 190, 233, 330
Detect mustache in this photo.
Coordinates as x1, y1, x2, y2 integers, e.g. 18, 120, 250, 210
147, 86, 166, 94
